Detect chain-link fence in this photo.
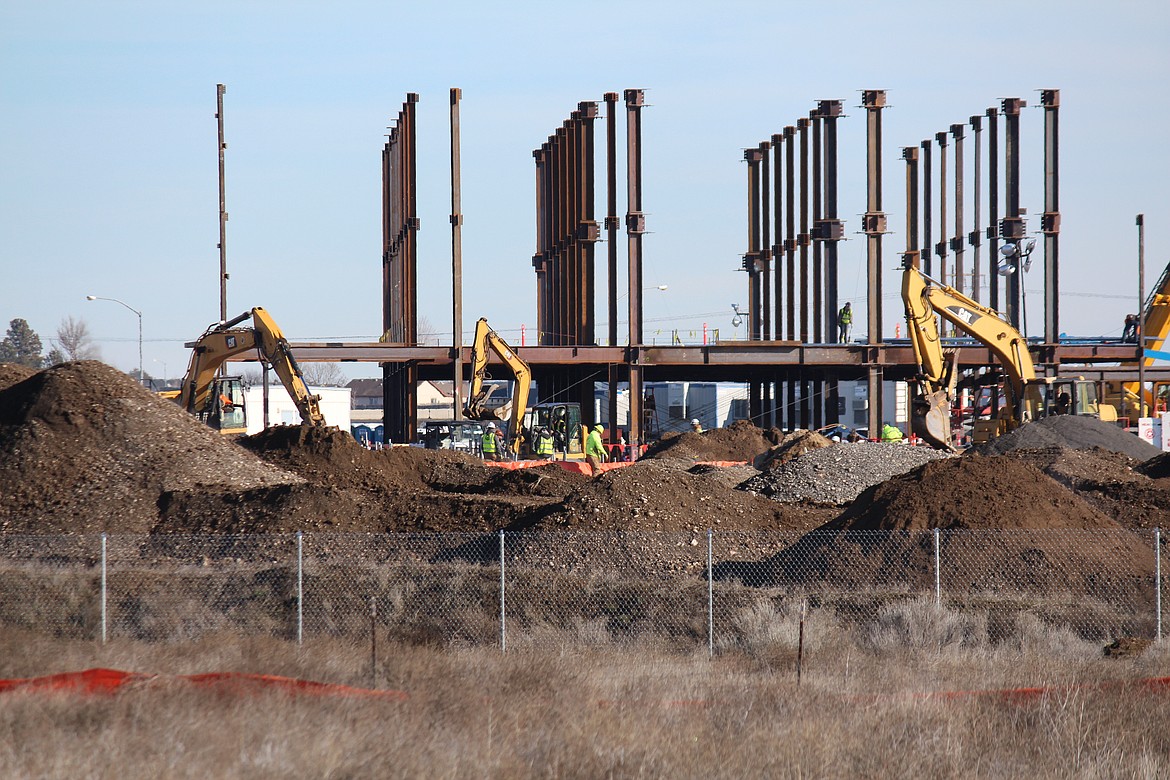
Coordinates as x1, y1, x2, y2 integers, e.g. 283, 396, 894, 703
0, 530, 1163, 652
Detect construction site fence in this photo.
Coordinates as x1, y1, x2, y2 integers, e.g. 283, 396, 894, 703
0, 530, 1163, 653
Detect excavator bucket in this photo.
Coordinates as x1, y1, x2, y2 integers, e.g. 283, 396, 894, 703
911, 390, 956, 451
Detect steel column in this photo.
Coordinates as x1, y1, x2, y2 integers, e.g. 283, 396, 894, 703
951, 123, 965, 299
1002, 97, 1025, 330
863, 90, 887, 437
921, 139, 933, 277
936, 131, 949, 289
969, 115, 983, 304
1042, 89, 1060, 343
605, 92, 619, 437
625, 89, 646, 446
216, 84, 228, 322
450, 88, 464, 420
820, 100, 844, 425
987, 107, 1000, 313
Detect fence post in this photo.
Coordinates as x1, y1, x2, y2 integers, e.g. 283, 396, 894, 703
933, 528, 941, 607
296, 531, 303, 646
1157, 528, 1163, 643
100, 533, 107, 644
707, 528, 714, 657
499, 530, 506, 654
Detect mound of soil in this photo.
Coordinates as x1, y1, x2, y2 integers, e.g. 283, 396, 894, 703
640, 420, 773, 463
1136, 451, 1170, 479
973, 415, 1160, 462
836, 455, 1115, 531
720, 455, 1155, 600
755, 429, 833, 469
529, 458, 807, 533
0, 362, 301, 534
1000, 447, 1170, 529
0, 363, 38, 391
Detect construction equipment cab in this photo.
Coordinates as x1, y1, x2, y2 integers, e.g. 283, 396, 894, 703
172, 307, 325, 435
901, 258, 1114, 450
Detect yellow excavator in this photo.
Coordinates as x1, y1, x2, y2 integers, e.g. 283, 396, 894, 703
165, 307, 325, 435
464, 318, 532, 456
1101, 259, 1170, 422
464, 317, 587, 458
902, 258, 1114, 450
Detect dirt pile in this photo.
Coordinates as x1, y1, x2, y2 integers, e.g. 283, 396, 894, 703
724, 455, 1156, 600
640, 420, 774, 463
0, 361, 301, 533
835, 455, 1115, 531
529, 458, 806, 533
754, 429, 833, 470
973, 415, 1160, 461
0, 363, 38, 391
999, 447, 1170, 528
741, 441, 951, 505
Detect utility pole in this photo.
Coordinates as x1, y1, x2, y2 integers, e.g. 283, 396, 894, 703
216, 84, 229, 322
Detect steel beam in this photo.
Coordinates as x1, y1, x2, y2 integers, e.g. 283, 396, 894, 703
625, 88, 646, 445
450, 88, 464, 420
1042, 89, 1060, 343
862, 90, 886, 437
969, 115, 983, 304
951, 123, 965, 299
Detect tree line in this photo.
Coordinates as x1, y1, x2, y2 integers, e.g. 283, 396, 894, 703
0, 317, 99, 369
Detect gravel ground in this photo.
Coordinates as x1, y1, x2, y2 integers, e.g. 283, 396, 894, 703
738, 441, 953, 505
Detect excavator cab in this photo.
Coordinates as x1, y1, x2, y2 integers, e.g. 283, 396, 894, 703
525, 402, 585, 458
202, 376, 247, 434
1024, 378, 1113, 422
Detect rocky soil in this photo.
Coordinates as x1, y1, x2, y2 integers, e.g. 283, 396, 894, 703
2, 361, 1166, 585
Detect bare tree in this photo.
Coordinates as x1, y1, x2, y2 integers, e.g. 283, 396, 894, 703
417, 315, 441, 346
299, 362, 348, 387
55, 316, 100, 361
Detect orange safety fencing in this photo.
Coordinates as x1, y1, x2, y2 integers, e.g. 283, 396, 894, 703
484, 459, 746, 476
0, 668, 408, 701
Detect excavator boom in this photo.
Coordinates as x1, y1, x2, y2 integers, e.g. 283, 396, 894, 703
464, 318, 531, 455
902, 260, 1036, 449
176, 307, 325, 429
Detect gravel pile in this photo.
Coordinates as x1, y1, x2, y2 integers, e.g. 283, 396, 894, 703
738, 441, 952, 505
973, 415, 1160, 461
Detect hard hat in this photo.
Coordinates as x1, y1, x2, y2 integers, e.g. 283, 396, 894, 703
690, 418, 700, 426
593, 424, 604, 431
486, 422, 497, 430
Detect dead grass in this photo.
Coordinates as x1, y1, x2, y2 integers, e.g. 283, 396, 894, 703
1, 625, 1169, 778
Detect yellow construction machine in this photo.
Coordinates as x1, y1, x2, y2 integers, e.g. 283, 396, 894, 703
1101, 259, 1170, 422
464, 317, 586, 458
902, 258, 1115, 450
166, 307, 325, 435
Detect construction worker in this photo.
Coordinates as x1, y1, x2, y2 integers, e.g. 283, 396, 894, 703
837, 302, 853, 343
585, 423, 607, 473
880, 421, 904, 443
535, 426, 555, 460
481, 422, 502, 462
690, 418, 704, 434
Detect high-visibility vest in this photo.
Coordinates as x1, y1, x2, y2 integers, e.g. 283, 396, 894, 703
536, 434, 554, 456
481, 431, 497, 454
838, 306, 853, 325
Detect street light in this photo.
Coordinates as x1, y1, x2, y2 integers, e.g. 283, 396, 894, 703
731, 304, 744, 333
86, 295, 142, 385
997, 239, 1037, 335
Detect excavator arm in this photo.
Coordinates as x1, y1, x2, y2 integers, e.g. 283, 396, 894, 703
464, 318, 531, 455
902, 260, 1036, 449
177, 307, 326, 428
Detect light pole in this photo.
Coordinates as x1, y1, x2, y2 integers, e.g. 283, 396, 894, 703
86, 295, 142, 385
997, 239, 1036, 335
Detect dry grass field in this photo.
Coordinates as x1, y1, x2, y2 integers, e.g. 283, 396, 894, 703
2, 611, 1169, 779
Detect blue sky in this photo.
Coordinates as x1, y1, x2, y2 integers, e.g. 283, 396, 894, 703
2, 1, 1167, 379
